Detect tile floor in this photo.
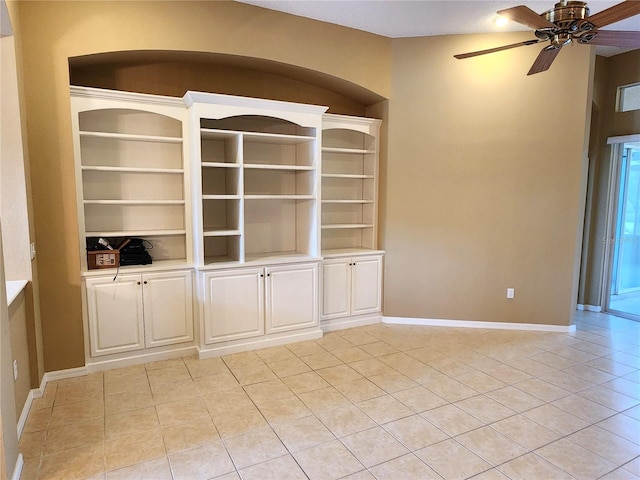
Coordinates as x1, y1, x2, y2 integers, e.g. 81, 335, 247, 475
18, 310, 640, 480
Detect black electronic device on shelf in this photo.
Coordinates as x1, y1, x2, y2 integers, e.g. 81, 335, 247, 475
119, 238, 153, 266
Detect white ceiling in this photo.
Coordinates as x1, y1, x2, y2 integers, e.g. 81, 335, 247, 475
237, 0, 640, 56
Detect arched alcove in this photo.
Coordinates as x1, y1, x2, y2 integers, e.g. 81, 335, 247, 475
69, 50, 387, 117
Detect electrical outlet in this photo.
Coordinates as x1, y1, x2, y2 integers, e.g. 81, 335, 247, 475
30, 242, 36, 260
506, 288, 515, 299
13, 360, 18, 381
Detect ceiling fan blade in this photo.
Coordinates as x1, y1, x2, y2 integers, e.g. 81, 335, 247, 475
582, 30, 640, 47
454, 39, 543, 59
497, 5, 557, 30
586, 0, 640, 28
527, 46, 562, 75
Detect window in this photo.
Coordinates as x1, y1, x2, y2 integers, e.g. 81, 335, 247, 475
617, 82, 640, 113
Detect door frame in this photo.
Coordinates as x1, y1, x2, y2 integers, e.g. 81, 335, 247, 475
601, 134, 640, 319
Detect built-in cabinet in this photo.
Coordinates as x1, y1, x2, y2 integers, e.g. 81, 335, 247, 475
322, 255, 383, 321
71, 87, 383, 368
320, 115, 384, 330
203, 262, 318, 346
85, 269, 194, 357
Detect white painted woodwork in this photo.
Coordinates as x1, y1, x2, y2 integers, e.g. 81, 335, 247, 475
322, 254, 383, 320
185, 91, 326, 266
321, 114, 381, 254
70, 86, 192, 271
203, 262, 319, 343
143, 271, 194, 348
351, 255, 383, 315
266, 263, 318, 333
85, 269, 194, 356
203, 267, 265, 344
322, 259, 351, 319
73, 87, 385, 363
85, 274, 144, 356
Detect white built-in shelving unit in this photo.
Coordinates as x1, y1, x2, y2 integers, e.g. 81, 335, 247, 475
71, 87, 383, 366
184, 92, 326, 267
71, 87, 192, 272
321, 114, 382, 255
320, 114, 385, 331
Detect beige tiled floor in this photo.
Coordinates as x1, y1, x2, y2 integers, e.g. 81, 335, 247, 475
19, 310, 640, 480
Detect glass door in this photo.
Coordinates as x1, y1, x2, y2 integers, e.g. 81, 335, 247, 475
608, 141, 640, 319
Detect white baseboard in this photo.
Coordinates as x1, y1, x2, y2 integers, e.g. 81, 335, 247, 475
42, 366, 89, 383
198, 329, 324, 359
576, 304, 602, 312
320, 314, 381, 332
383, 316, 576, 333
18, 366, 89, 439
85, 346, 197, 373
16, 390, 37, 439
11, 454, 23, 480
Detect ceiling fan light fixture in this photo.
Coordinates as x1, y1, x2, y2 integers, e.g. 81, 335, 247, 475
494, 15, 510, 27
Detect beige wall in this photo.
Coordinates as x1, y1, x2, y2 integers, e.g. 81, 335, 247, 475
580, 50, 640, 307
69, 56, 382, 116
8, 292, 30, 419
14, 0, 391, 371
384, 33, 594, 326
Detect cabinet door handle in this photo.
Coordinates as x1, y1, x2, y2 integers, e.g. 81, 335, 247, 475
143, 281, 148, 285
260, 274, 264, 278
267, 273, 271, 277
137, 281, 141, 285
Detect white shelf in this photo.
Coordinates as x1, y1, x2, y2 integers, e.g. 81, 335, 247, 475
81, 166, 184, 174
321, 224, 374, 230
202, 195, 241, 200
84, 200, 185, 205
203, 229, 241, 237
201, 129, 315, 145
81, 259, 190, 277
322, 147, 375, 154
79, 131, 182, 144
201, 162, 240, 168
244, 164, 314, 171
86, 229, 187, 237
243, 132, 316, 145
202, 255, 240, 266
322, 248, 385, 257
322, 174, 375, 179
200, 129, 239, 140
245, 195, 315, 200
244, 251, 320, 264
322, 200, 373, 204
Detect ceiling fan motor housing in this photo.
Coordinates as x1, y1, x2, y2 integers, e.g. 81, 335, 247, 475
544, 1, 590, 25
536, 1, 597, 44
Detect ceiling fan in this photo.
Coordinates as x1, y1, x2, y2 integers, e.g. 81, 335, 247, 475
455, 0, 640, 75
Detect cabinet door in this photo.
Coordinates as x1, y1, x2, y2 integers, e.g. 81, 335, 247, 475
351, 256, 383, 316
322, 258, 351, 320
266, 263, 318, 333
142, 270, 194, 348
203, 268, 264, 344
85, 274, 144, 356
